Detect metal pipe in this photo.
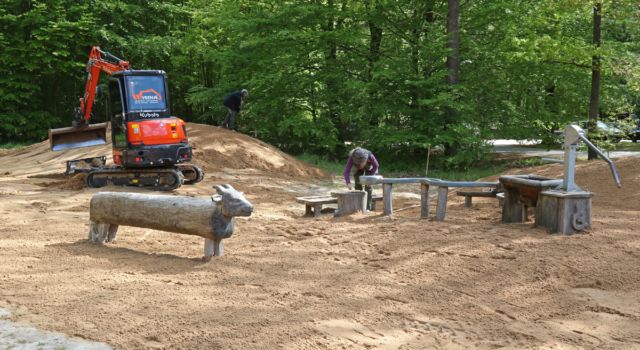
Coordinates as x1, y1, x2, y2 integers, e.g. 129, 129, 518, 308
577, 134, 622, 188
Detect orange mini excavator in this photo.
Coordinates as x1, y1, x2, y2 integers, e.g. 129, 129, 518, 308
48, 46, 203, 190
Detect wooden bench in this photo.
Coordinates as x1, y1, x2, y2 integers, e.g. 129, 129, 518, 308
456, 189, 501, 207
296, 196, 337, 217
296, 194, 383, 217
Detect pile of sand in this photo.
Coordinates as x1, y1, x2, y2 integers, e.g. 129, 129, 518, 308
0, 123, 327, 181
187, 124, 327, 178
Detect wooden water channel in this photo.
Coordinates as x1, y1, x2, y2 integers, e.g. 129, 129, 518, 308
360, 176, 500, 221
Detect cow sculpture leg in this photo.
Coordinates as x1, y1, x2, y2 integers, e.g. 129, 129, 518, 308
204, 238, 223, 261
88, 222, 119, 243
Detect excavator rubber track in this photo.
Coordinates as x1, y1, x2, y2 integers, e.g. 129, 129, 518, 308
86, 167, 184, 191
177, 164, 205, 185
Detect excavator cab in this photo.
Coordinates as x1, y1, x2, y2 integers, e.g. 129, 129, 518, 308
107, 70, 192, 168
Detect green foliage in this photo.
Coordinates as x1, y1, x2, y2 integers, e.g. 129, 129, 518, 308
298, 150, 550, 182
0, 141, 28, 149
296, 153, 346, 175
0, 0, 638, 169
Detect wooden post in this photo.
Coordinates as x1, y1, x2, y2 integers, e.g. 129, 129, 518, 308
501, 186, 526, 223
313, 204, 322, 217
331, 191, 366, 216
383, 183, 393, 215
464, 196, 472, 208
420, 183, 430, 219
436, 186, 449, 221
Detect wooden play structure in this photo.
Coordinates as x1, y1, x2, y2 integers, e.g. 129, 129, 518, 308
498, 175, 562, 223
359, 176, 500, 221
295, 126, 619, 234
537, 125, 620, 233
500, 125, 621, 234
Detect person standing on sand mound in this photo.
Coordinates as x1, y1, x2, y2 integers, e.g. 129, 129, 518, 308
222, 89, 249, 131
343, 147, 379, 211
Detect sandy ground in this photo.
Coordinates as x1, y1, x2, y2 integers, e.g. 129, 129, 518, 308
0, 124, 639, 349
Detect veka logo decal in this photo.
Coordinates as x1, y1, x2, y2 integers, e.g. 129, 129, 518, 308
132, 89, 162, 102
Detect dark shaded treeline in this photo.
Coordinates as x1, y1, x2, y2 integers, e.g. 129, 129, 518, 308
1, 0, 638, 167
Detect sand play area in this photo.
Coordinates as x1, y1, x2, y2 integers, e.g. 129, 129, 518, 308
0, 124, 639, 349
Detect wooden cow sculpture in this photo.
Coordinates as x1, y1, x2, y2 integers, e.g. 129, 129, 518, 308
88, 184, 253, 260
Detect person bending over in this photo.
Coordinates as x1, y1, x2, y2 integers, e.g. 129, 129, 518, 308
343, 147, 379, 211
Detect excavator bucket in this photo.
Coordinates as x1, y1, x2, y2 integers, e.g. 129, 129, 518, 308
49, 122, 109, 151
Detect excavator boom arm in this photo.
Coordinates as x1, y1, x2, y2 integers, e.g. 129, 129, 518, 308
49, 46, 130, 151
79, 46, 130, 125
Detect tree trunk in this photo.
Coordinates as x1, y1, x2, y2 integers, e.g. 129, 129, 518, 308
588, 1, 602, 160
445, 0, 461, 156
325, 0, 345, 156
366, 0, 383, 126
447, 0, 461, 86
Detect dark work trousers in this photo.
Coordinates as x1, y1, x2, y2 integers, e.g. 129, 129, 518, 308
222, 108, 238, 130
354, 167, 375, 210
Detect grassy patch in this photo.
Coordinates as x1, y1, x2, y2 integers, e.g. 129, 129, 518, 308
296, 153, 346, 174
614, 141, 640, 152
0, 142, 28, 150
297, 153, 549, 181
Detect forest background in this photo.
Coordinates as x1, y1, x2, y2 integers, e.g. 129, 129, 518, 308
1, 0, 638, 168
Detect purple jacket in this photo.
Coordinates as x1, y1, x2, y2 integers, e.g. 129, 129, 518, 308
343, 152, 379, 184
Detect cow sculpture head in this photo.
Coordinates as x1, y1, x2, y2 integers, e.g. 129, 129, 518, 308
212, 184, 253, 217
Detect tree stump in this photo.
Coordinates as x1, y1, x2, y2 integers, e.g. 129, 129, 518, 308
331, 191, 366, 216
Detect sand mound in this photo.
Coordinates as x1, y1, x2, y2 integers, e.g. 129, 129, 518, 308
0, 123, 327, 179
187, 124, 327, 178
